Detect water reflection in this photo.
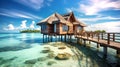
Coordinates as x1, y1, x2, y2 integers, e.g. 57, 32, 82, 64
21, 33, 27, 40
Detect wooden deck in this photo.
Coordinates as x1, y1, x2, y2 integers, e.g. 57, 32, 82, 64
76, 35, 120, 50
75, 32, 120, 58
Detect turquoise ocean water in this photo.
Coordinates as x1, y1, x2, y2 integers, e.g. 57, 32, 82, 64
0, 33, 119, 67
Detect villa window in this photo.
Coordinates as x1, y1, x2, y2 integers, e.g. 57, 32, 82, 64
62, 25, 68, 32
54, 24, 56, 32
41, 25, 47, 30
77, 26, 82, 32
77, 26, 82, 30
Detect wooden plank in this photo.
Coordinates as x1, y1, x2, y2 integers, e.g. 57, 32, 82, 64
76, 35, 120, 50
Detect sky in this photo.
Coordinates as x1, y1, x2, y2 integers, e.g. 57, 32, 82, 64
0, 0, 120, 33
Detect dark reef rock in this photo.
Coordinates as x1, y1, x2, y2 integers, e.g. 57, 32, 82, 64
47, 61, 56, 66
41, 47, 51, 53
37, 57, 48, 61
47, 52, 55, 58
0, 45, 31, 52
0, 57, 17, 65
24, 59, 37, 64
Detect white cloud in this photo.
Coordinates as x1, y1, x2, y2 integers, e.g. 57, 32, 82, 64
3, 20, 40, 32
8, 24, 15, 30
20, 20, 27, 29
85, 21, 120, 32
14, 0, 44, 10
0, 9, 42, 19
78, 0, 120, 15
30, 21, 35, 29
3, 24, 15, 31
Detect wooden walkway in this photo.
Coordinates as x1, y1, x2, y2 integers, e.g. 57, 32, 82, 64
75, 32, 120, 58
76, 36, 120, 50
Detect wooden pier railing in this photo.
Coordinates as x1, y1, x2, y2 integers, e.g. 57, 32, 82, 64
75, 32, 120, 58
76, 32, 120, 44
103, 33, 120, 43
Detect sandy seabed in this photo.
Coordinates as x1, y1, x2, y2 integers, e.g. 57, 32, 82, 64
0, 42, 111, 67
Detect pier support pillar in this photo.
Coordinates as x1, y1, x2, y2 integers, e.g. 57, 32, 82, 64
79, 39, 83, 45
88, 41, 91, 47
55, 35, 57, 42
67, 35, 69, 42
64, 35, 66, 42
103, 46, 107, 59
83, 39, 86, 47
116, 50, 120, 58
89, 41, 91, 44
48, 35, 50, 42
77, 38, 79, 44
97, 43, 100, 48
70, 35, 72, 43
68, 35, 70, 42
97, 43, 100, 51
59, 35, 60, 41
46, 35, 47, 42
61, 35, 62, 41
50, 35, 52, 42
43, 34, 44, 43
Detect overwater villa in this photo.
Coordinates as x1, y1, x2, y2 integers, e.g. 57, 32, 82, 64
37, 12, 86, 35
37, 12, 120, 60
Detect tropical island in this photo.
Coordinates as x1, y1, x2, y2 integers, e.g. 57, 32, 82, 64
20, 29, 40, 33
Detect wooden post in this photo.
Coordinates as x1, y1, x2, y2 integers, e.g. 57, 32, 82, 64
89, 41, 91, 44
68, 35, 70, 42
67, 35, 68, 42
101, 33, 103, 40
48, 35, 49, 42
77, 38, 79, 44
103, 46, 107, 59
50, 35, 52, 42
107, 33, 110, 44
61, 35, 62, 41
55, 35, 57, 42
65, 35, 66, 42
83, 39, 86, 47
79, 38, 82, 45
98, 33, 100, 41
87, 33, 88, 39
97, 43, 100, 48
116, 50, 120, 57
88, 41, 91, 47
70, 35, 72, 43
43, 34, 44, 43
47, 34, 50, 42
92, 33, 93, 39
59, 35, 60, 41
113, 33, 115, 41
97, 43, 100, 51
46, 35, 47, 42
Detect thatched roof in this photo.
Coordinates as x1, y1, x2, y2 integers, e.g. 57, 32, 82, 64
62, 12, 86, 27
37, 12, 86, 27
37, 13, 67, 24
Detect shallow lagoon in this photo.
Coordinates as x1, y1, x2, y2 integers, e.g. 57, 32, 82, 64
0, 33, 119, 67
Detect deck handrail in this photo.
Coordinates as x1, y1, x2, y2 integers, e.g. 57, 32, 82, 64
77, 32, 120, 44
